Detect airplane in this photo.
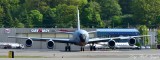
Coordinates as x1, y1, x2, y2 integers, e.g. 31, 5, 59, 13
114, 42, 139, 49
8, 8, 149, 51
85, 42, 139, 49
85, 36, 144, 50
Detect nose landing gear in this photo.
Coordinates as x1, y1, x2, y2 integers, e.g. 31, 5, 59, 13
80, 46, 85, 51
65, 43, 71, 51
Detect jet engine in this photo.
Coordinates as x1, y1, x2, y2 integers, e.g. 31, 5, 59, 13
108, 40, 116, 48
128, 38, 136, 46
47, 40, 54, 49
26, 39, 33, 47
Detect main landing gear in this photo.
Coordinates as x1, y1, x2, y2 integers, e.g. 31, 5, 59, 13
65, 43, 71, 51
90, 43, 96, 51
80, 46, 85, 51
65, 43, 96, 51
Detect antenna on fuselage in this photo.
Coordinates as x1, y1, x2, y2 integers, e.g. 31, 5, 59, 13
77, 7, 80, 30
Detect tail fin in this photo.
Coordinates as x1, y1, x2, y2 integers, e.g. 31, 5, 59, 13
77, 8, 80, 30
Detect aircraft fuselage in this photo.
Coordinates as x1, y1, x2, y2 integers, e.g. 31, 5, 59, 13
72, 29, 89, 46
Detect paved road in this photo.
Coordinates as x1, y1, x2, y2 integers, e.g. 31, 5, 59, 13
0, 49, 159, 60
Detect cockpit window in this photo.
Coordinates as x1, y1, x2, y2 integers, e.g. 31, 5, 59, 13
79, 34, 86, 42
82, 34, 86, 39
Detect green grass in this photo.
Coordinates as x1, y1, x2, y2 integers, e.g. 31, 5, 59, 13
0, 55, 46, 58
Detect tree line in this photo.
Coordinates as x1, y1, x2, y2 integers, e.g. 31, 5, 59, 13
0, 0, 160, 28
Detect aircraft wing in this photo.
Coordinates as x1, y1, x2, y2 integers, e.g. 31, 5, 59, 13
88, 35, 150, 43
88, 37, 120, 43
8, 36, 74, 43
118, 35, 151, 39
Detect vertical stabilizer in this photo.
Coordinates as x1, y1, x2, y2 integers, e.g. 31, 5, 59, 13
77, 8, 80, 30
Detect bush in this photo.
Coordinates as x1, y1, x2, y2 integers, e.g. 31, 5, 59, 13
135, 42, 141, 47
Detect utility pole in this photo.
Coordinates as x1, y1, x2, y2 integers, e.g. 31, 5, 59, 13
128, 23, 130, 28
112, 23, 114, 28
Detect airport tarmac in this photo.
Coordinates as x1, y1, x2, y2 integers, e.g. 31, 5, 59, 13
0, 49, 160, 60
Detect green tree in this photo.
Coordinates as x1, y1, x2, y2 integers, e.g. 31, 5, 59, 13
55, 4, 77, 28
95, 0, 122, 27
65, 0, 88, 6
43, 8, 56, 27
96, 0, 122, 20
0, 6, 4, 27
3, 9, 14, 27
131, 0, 160, 27
157, 30, 160, 44
17, 23, 25, 28
45, 0, 67, 7
118, 0, 133, 14
20, 9, 33, 28
137, 25, 149, 45
14, 18, 24, 28
120, 14, 135, 28
9, 0, 21, 18
155, 16, 160, 28
81, 1, 104, 28
29, 10, 43, 27
135, 42, 141, 47
110, 16, 122, 28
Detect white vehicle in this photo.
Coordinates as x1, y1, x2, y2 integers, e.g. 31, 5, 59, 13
8, 8, 149, 51
8, 43, 25, 49
141, 46, 146, 49
145, 46, 151, 49
0, 42, 24, 49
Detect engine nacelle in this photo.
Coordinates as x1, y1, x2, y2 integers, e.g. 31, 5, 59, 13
108, 40, 116, 48
47, 40, 54, 49
26, 39, 33, 47
128, 38, 136, 46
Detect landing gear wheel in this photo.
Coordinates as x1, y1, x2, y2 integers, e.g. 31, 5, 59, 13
90, 46, 93, 51
93, 46, 96, 51
81, 47, 84, 51
65, 46, 67, 51
65, 44, 71, 51
81, 47, 82, 51
90, 46, 96, 51
111, 47, 116, 50
83, 47, 84, 51
68, 46, 71, 51
90, 43, 96, 51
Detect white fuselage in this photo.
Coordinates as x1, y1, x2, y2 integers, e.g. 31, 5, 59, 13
114, 42, 138, 49
87, 42, 138, 49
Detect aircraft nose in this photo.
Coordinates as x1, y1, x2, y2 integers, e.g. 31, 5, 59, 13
79, 34, 86, 42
